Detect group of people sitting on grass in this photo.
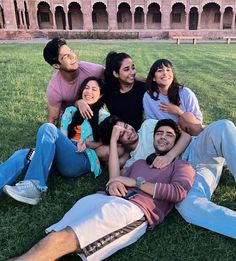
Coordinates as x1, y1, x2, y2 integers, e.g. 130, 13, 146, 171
1, 38, 235, 260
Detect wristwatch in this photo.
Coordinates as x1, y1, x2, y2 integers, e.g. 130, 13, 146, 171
135, 176, 146, 188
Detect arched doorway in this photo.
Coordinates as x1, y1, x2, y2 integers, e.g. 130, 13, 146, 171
201, 2, 220, 29
171, 3, 186, 29
68, 2, 83, 30
223, 7, 233, 29
55, 6, 66, 30
92, 2, 108, 29
37, 2, 53, 29
189, 7, 198, 30
147, 3, 161, 29
134, 7, 144, 29
117, 2, 132, 29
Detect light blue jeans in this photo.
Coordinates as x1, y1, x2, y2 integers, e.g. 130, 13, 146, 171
0, 123, 91, 193
176, 119, 236, 239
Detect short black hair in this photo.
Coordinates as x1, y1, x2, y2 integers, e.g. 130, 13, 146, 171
43, 38, 67, 65
146, 119, 181, 164
99, 115, 121, 145
154, 119, 181, 144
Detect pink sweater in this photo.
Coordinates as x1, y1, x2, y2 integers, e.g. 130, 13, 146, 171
46, 61, 104, 112
125, 160, 195, 229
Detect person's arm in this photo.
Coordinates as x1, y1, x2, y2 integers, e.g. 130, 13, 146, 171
107, 125, 129, 197
107, 176, 156, 196
47, 104, 60, 126
107, 160, 195, 202
108, 126, 123, 179
86, 140, 103, 149
179, 112, 204, 136
152, 161, 195, 202
76, 140, 103, 153
150, 130, 191, 169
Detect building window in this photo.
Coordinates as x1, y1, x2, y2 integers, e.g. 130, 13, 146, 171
152, 13, 161, 23
172, 13, 181, 23
214, 12, 221, 23
40, 12, 49, 22
92, 13, 97, 23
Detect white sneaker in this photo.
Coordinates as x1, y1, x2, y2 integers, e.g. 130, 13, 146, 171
3, 180, 42, 205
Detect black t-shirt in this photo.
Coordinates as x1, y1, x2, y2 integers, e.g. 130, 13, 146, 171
104, 80, 146, 130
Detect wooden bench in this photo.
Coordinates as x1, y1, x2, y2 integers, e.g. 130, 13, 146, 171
223, 36, 236, 44
172, 36, 202, 44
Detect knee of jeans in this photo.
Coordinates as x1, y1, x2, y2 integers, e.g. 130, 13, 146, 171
215, 119, 234, 131
13, 149, 29, 158
38, 123, 57, 136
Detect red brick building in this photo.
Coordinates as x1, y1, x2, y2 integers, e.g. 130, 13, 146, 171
0, 0, 235, 39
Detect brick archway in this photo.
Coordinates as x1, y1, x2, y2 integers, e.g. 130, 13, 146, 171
68, 2, 83, 30
37, 2, 53, 29
117, 2, 132, 29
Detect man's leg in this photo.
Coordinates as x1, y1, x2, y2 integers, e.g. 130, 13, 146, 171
46, 194, 147, 260
177, 119, 236, 238
0, 149, 29, 193
176, 167, 236, 238
11, 227, 79, 261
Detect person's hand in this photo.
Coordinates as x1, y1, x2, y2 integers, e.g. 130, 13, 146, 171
107, 181, 127, 197
159, 102, 183, 116
111, 125, 126, 142
107, 176, 135, 188
76, 139, 86, 153
150, 154, 173, 169
75, 99, 93, 119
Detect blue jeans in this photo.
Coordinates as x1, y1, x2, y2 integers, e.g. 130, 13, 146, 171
176, 119, 236, 239
0, 123, 91, 193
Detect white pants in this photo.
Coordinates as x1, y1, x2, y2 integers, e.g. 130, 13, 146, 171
46, 194, 148, 260
176, 119, 236, 238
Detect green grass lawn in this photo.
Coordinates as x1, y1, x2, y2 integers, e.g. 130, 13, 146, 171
0, 41, 236, 261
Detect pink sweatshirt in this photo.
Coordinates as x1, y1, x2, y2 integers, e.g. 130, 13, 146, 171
46, 61, 104, 112
125, 160, 195, 229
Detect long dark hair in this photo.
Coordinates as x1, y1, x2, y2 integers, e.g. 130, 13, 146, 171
146, 59, 183, 106
68, 76, 105, 141
104, 51, 131, 93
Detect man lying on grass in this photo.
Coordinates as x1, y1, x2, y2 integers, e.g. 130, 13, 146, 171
10, 119, 194, 261
100, 116, 236, 239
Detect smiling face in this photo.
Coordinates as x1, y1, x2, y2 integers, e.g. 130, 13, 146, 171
113, 58, 136, 86
82, 80, 101, 105
153, 125, 176, 154
57, 44, 78, 72
116, 121, 139, 146
153, 64, 174, 93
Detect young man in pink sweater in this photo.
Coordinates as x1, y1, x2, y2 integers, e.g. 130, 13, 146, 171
44, 38, 104, 126
11, 119, 194, 261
